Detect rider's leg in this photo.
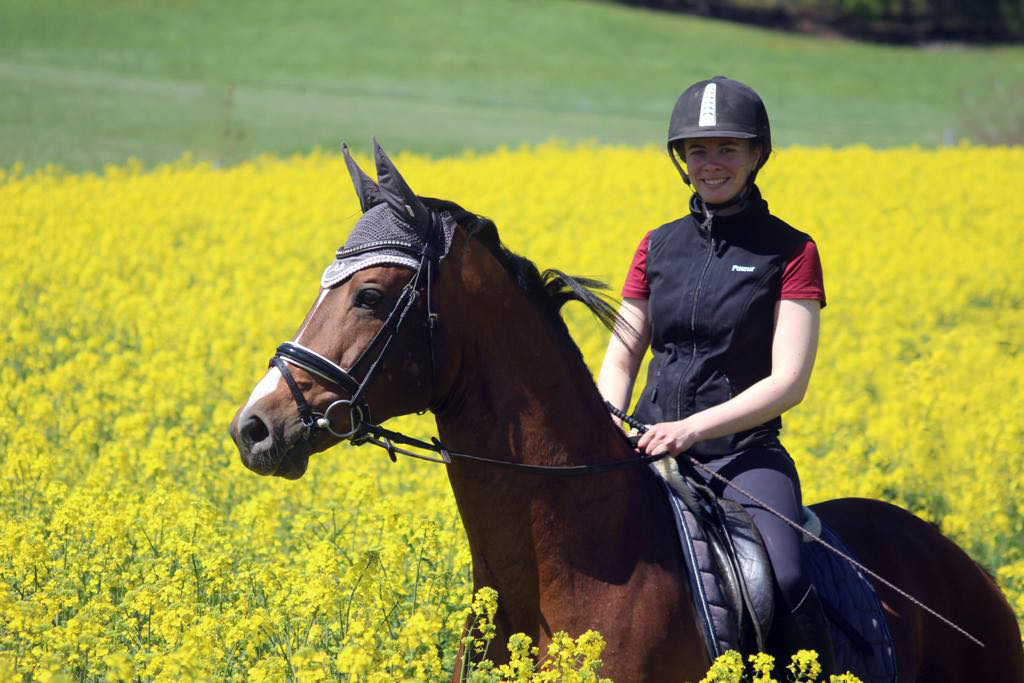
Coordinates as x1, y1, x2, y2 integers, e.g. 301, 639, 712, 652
700, 445, 836, 675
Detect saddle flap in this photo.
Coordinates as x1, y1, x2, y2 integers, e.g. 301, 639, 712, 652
652, 457, 775, 654
705, 498, 775, 651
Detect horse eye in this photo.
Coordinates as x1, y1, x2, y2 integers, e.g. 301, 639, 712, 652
354, 287, 383, 309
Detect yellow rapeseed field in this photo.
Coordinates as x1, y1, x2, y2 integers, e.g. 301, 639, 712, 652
1, 144, 1022, 681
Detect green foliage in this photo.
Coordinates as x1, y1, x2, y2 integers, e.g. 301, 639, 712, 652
644, 0, 1024, 40
2, 0, 1023, 172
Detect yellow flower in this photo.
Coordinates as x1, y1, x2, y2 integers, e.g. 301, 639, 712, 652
1, 144, 1021, 677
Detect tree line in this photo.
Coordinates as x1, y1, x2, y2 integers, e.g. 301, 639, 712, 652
619, 0, 1024, 43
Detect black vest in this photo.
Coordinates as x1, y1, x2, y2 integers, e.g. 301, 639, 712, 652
633, 186, 813, 459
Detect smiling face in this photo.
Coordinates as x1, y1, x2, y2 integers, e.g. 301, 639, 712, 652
680, 137, 762, 205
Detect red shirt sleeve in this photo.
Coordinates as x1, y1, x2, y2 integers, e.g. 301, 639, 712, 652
621, 232, 651, 299
781, 240, 826, 308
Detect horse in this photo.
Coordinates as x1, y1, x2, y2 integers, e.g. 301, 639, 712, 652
229, 141, 1024, 682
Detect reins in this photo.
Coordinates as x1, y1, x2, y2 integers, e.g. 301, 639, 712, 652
346, 420, 671, 476
606, 404, 987, 650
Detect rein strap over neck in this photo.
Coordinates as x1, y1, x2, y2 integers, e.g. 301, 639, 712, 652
352, 420, 671, 476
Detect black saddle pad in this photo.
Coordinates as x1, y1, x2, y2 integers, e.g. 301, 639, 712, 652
804, 524, 898, 682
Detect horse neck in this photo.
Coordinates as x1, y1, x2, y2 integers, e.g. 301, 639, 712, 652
432, 244, 665, 590
434, 267, 633, 477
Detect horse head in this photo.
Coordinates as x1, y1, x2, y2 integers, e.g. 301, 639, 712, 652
229, 140, 462, 478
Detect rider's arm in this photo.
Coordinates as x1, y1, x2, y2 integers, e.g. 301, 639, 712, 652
597, 297, 651, 417
637, 298, 820, 456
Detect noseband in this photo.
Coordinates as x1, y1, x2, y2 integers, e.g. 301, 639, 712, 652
271, 240, 438, 442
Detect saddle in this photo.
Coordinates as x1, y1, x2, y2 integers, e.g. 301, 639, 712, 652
653, 456, 776, 656
652, 457, 899, 682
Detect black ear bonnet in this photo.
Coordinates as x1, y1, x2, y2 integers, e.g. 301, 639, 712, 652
321, 139, 456, 288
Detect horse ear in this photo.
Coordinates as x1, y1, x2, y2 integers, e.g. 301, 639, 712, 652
341, 142, 383, 212
372, 138, 430, 228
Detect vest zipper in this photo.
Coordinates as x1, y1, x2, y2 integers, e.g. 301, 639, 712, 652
674, 213, 715, 419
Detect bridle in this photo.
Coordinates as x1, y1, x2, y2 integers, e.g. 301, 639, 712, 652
268, 233, 673, 476
272, 239, 438, 443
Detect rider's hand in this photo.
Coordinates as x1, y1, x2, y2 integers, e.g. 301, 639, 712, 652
636, 418, 701, 457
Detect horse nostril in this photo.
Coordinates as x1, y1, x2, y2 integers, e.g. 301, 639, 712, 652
242, 415, 270, 446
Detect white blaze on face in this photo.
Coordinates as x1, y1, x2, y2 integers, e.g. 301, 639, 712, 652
243, 366, 283, 414
243, 288, 325, 415
698, 83, 718, 127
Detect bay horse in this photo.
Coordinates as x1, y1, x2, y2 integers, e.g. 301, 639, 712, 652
229, 142, 1023, 682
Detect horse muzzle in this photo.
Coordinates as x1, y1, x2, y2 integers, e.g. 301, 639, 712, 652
230, 408, 312, 479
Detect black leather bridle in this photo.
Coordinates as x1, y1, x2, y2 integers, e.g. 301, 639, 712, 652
271, 239, 438, 443
266, 235, 679, 475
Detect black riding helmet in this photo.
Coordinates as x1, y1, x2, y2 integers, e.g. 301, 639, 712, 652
667, 76, 771, 186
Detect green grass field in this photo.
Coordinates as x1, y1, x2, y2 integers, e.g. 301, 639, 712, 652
3, 0, 1022, 171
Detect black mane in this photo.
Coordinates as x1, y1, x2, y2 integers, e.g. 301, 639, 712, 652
421, 197, 632, 352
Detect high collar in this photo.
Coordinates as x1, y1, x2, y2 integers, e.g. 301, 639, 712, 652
689, 183, 769, 227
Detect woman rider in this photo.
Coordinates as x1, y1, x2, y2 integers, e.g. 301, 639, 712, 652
597, 76, 833, 671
